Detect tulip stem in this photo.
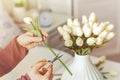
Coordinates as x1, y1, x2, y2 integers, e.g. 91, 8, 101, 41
23, 17, 72, 76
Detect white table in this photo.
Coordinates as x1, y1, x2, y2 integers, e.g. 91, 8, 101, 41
1, 47, 120, 80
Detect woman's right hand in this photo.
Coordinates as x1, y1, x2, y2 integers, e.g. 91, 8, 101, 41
28, 60, 53, 80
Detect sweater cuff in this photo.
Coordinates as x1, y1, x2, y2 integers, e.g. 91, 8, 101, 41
15, 36, 28, 57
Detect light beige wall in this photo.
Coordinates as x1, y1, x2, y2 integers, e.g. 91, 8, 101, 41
2, 0, 72, 15
37, 0, 71, 15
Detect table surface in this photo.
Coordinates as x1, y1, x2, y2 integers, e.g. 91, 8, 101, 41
1, 47, 120, 80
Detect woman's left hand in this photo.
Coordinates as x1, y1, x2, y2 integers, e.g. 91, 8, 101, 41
17, 30, 48, 49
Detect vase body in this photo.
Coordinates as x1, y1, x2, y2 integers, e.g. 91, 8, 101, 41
61, 54, 104, 80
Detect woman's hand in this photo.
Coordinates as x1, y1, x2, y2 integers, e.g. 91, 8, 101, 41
28, 60, 53, 80
17, 30, 48, 49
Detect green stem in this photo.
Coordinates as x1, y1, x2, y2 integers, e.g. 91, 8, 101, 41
43, 42, 72, 75
34, 19, 72, 75
37, 33, 72, 75
24, 17, 72, 75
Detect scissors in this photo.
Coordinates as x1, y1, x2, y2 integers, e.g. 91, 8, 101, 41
43, 53, 63, 69
39, 53, 63, 75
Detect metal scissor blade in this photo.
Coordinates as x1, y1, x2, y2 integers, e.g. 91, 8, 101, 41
51, 53, 63, 63
43, 53, 63, 69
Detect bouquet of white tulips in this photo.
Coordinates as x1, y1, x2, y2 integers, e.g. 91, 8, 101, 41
57, 12, 115, 55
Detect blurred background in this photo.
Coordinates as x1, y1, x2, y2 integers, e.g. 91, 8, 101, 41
0, 0, 120, 62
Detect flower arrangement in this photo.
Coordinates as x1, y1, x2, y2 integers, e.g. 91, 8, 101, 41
57, 12, 115, 55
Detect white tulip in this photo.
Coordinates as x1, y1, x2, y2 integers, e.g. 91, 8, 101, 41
105, 32, 115, 41
89, 12, 97, 23
96, 37, 104, 45
86, 37, 96, 46
71, 26, 83, 37
76, 37, 84, 46
24, 17, 32, 24
73, 18, 80, 26
92, 23, 99, 29
99, 30, 108, 39
82, 24, 92, 37
93, 23, 106, 35
104, 21, 110, 26
63, 31, 71, 40
67, 18, 73, 27
57, 26, 64, 35
106, 24, 114, 31
89, 21, 94, 28
63, 25, 71, 33
64, 40, 73, 47
82, 15, 88, 24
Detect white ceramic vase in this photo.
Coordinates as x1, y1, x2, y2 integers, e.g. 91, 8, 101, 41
61, 54, 104, 80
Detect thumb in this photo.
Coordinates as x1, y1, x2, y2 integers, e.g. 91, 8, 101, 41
44, 65, 53, 78
32, 60, 47, 72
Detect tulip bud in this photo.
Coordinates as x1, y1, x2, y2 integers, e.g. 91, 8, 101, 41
63, 25, 71, 33
64, 40, 73, 47
67, 18, 73, 27
93, 23, 106, 35
96, 37, 104, 45
106, 24, 114, 31
89, 21, 94, 28
72, 26, 83, 36
83, 24, 92, 37
63, 32, 71, 40
99, 30, 108, 39
73, 18, 80, 26
82, 15, 88, 24
87, 37, 96, 46
76, 37, 83, 46
57, 26, 64, 35
24, 17, 32, 24
104, 21, 110, 26
105, 32, 115, 41
89, 12, 97, 23
92, 23, 99, 29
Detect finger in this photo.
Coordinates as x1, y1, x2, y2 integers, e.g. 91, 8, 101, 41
28, 37, 42, 43
44, 65, 53, 78
32, 60, 47, 71
41, 30, 48, 37
50, 73, 53, 80
32, 59, 47, 67
39, 68, 47, 75
26, 42, 40, 49
31, 42, 42, 48
25, 32, 34, 36
26, 41, 43, 49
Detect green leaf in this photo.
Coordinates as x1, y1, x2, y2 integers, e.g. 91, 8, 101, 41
81, 48, 91, 55
22, 27, 37, 34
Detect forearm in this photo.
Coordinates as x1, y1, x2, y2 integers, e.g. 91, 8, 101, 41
0, 36, 28, 77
